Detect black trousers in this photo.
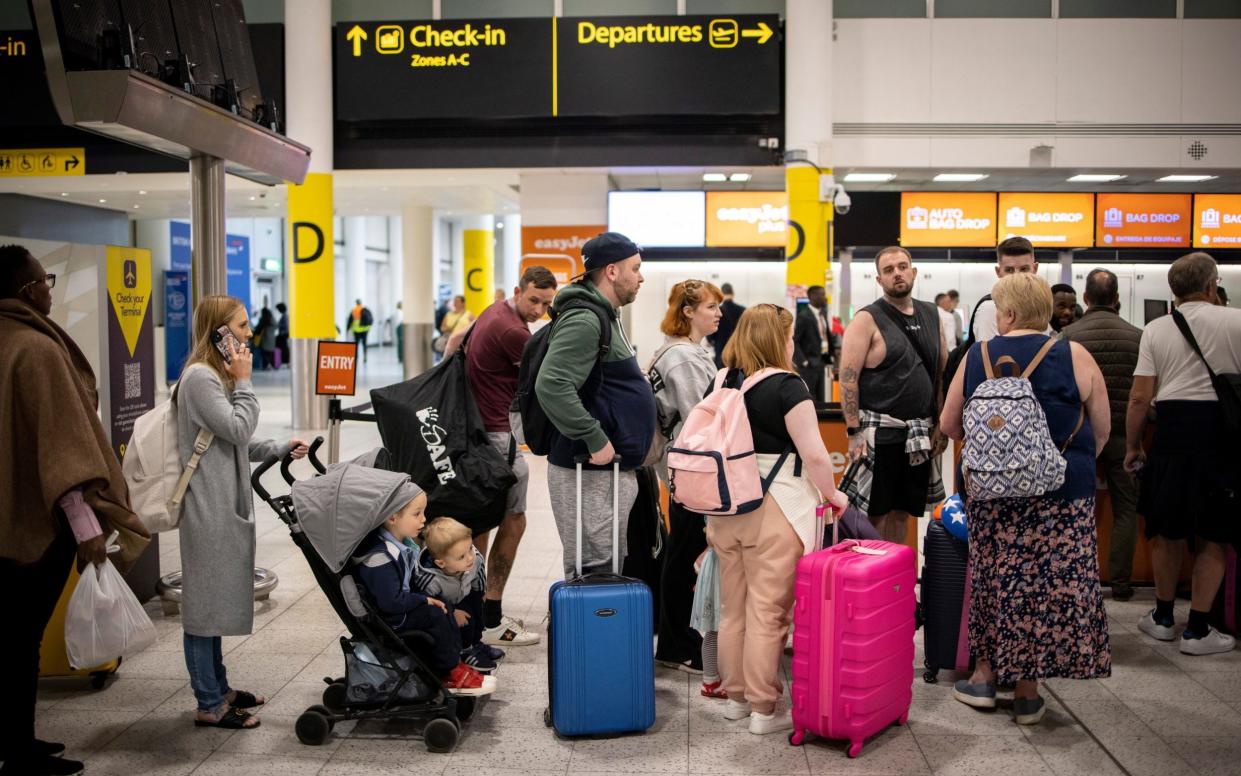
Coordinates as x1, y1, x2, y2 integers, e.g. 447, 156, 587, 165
453, 589, 485, 649
655, 501, 708, 663
353, 331, 369, 361
0, 528, 75, 760
798, 359, 825, 403
396, 602, 462, 677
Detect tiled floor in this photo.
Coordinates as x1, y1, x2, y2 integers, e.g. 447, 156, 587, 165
33, 349, 1241, 775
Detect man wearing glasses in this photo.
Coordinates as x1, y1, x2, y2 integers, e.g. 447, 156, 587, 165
1, 244, 149, 776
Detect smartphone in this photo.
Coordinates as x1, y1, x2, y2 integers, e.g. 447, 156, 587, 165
211, 324, 243, 363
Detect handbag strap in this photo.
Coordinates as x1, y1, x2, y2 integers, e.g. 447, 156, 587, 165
1171, 308, 1220, 382
168, 428, 213, 513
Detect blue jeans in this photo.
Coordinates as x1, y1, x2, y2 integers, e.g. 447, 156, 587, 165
183, 633, 231, 712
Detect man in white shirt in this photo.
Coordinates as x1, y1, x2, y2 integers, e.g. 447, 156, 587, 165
1126, 252, 1241, 657
972, 237, 1052, 341
934, 293, 957, 355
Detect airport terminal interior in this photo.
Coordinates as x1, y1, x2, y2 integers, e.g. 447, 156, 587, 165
4, 0, 1241, 774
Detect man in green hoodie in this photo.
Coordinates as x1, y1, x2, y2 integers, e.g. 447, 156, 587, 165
534, 232, 657, 578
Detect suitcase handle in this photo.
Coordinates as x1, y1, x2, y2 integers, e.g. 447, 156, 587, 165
574, 454, 623, 578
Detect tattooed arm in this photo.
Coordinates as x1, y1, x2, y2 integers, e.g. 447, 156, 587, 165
837, 311, 872, 429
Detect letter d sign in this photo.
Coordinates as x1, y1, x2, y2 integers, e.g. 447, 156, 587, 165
287, 172, 336, 339
293, 222, 324, 263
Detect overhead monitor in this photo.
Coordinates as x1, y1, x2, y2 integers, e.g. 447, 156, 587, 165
705, 191, 788, 247
998, 193, 1095, 247
1193, 194, 1241, 249
1096, 194, 1191, 248
899, 192, 996, 248
607, 191, 705, 247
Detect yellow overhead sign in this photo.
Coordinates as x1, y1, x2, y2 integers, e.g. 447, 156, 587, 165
0, 147, 84, 177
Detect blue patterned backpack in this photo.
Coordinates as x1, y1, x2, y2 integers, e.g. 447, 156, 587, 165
961, 338, 1084, 501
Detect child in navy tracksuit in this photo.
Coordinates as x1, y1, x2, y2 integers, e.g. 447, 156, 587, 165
413, 518, 505, 671
351, 487, 496, 696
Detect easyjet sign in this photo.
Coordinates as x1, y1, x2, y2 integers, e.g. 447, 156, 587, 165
706, 191, 788, 247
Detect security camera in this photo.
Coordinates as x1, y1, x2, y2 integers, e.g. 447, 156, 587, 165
833, 188, 851, 215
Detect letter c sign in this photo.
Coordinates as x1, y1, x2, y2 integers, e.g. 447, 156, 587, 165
293, 222, 324, 264
466, 268, 482, 292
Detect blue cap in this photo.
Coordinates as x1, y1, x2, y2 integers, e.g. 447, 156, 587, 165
581, 232, 642, 273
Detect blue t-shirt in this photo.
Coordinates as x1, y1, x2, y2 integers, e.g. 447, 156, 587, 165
963, 334, 1095, 501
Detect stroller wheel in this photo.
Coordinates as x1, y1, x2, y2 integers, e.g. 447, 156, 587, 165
295, 709, 332, 746
424, 717, 459, 753
322, 681, 348, 711
454, 696, 476, 722
306, 705, 336, 730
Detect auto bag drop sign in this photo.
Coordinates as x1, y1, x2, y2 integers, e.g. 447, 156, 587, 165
899, 192, 996, 248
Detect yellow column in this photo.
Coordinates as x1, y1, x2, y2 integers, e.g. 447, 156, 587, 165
287, 172, 336, 340
785, 166, 833, 300
462, 215, 495, 317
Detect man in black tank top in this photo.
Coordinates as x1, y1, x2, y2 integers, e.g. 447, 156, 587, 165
838, 246, 949, 543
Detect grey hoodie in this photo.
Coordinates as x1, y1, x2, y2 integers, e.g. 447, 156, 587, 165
412, 544, 486, 605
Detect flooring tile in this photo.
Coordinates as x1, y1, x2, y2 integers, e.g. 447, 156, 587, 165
802, 724, 929, 774
1163, 735, 1241, 776
81, 747, 208, 776
570, 730, 690, 773
55, 677, 186, 713
1124, 696, 1241, 738
687, 730, 810, 775
214, 712, 345, 759
446, 726, 574, 772
1028, 731, 1125, 776
192, 751, 329, 775
906, 698, 1027, 737
913, 734, 1052, 776
1096, 734, 1197, 776
105, 710, 237, 754
33, 708, 143, 757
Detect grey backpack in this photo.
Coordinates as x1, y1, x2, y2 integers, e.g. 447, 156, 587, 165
961, 338, 1083, 501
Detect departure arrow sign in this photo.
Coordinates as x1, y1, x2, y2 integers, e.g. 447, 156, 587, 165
742, 21, 773, 45
64, 155, 80, 171
346, 25, 367, 57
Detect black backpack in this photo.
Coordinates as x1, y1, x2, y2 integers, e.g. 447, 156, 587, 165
370, 329, 516, 536
360, 307, 374, 327
942, 294, 991, 399
511, 297, 612, 456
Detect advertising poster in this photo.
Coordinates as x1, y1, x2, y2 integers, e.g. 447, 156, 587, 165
1096, 194, 1191, 248
899, 192, 996, 248
706, 191, 788, 248
998, 193, 1095, 247
105, 246, 156, 459
226, 234, 252, 312
164, 270, 191, 383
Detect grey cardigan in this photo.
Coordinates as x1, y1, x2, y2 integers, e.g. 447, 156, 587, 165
175, 365, 286, 637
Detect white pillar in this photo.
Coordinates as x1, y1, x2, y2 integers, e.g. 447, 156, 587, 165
286, 0, 333, 430
401, 205, 435, 378
346, 216, 367, 310
501, 213, 522, 293
1059, 250, 1073, 284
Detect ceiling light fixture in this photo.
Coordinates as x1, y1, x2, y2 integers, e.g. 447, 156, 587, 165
843, 172, 895, 183
1067, 174, 1126, 182
1156, 174, 1217, 183
249, 195, 256, 201
138, 190, 147, 195
729, 173, 752, 182
933, 173, 989, 183
98, 198, 107, 203
702, 173, 727, 183
60, 192, 68, 196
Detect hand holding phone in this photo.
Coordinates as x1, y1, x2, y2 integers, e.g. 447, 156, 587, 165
211, 325, 253, 381
211, 324, 243, 364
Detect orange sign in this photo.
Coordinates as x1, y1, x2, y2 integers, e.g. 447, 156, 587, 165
519, 255, 578, 287
315, 341, 358, 396
706, 191, 788, 247
1193, 194, 1241, 248
1096, 194, 1191, 248
519, 225, 604, 275
998, 193, 1095, 247
899, 192, 996, 248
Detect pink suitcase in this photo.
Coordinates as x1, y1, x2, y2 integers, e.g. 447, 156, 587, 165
789, 507, 916, 758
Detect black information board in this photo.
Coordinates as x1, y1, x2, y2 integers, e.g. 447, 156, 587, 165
333, 14, 779, 122
334, 18, 553, 121
555, 15, 779, 117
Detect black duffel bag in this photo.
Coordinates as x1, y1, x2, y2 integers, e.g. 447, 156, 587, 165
371, 332, 516, 536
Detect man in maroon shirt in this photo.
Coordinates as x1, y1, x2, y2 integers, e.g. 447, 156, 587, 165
462, 266, 557, 646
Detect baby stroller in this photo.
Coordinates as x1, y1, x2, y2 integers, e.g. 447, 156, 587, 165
251, 439, 475, 752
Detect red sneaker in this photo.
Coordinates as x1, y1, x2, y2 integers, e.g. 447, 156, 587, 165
443, 662, 497, 697
701, 680, 728, 699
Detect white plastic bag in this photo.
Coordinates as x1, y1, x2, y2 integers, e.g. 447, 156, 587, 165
65, 558, 159, 669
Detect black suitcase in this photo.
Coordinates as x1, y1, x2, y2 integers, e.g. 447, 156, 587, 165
1210, 546, 1239, 636
920, 520, 970, 683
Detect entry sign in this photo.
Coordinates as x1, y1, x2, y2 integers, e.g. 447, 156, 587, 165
1194, 194, 1241, 248
316, 341, 358, 396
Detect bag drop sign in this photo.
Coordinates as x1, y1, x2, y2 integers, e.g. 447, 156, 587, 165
316, 341, 359, 396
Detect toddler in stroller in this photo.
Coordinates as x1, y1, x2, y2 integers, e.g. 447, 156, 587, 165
251, 442, 494, 753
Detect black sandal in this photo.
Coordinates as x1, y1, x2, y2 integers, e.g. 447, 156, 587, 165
228, 690, 266, 709
194, 707, 260, 729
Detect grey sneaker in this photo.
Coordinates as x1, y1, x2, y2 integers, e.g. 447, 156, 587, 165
952, 680, 997, 710
1014, 696, 1046, 725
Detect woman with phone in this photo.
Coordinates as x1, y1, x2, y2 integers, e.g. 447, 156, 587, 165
174, 295, 309, 730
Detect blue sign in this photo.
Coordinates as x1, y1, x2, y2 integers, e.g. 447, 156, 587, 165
226, 234, 251, 313
165, 271, 191, 383
170, 222, 252, 313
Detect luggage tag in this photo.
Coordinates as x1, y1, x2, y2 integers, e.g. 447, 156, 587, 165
105, 529, 121, 555
850, 545, 888, 556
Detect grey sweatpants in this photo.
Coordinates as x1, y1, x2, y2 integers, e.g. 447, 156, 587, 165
547, 463, 639, 579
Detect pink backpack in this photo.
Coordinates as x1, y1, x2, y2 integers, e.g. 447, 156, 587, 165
668, 367, 787, 516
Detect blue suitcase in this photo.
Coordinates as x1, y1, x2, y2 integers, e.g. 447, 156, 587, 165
545, 460, 656, 736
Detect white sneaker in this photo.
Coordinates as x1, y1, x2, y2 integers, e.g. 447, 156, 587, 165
1138, 611, 1177, 642
749, 710, 794, 735
723, 699, 752, 720
1180, 627, 1236, 656
482, 615, 540, 646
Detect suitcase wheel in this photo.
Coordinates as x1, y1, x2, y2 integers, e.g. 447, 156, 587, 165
89, 671, 109, 690
897, 711, 909, 727
788, 730, 805, 746
848, 741, 863, 759
923, 670, 938, 684
543, 707, 552, 728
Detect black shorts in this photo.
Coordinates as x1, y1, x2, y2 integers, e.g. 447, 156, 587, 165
1139, 401, 1240, 546
868, 441, 932, 517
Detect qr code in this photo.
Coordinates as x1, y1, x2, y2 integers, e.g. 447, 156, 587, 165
124, 362, 142, 400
